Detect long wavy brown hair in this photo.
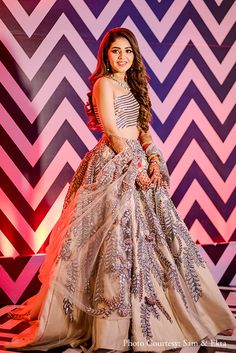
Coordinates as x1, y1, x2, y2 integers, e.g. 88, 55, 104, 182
85, 27, 151, 132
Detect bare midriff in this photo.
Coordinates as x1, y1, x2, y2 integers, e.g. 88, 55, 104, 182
116, 125, 140, 140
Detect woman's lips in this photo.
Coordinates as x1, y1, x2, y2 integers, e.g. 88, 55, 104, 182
117, 61, 127, 66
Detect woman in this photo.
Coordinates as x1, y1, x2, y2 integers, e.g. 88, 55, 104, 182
5, 27, 236, 352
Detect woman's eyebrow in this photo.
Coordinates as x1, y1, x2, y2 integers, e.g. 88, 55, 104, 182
111, 46, 132, 49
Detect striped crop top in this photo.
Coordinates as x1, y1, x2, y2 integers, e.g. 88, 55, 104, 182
94, 91, 139, 130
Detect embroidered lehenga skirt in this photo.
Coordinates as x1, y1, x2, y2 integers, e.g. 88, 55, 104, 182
6, 136, 236, 352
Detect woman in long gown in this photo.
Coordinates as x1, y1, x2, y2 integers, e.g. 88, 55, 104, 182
5, 27, 236, 352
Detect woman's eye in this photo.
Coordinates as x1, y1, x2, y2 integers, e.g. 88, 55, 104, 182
111, 49, 133, 55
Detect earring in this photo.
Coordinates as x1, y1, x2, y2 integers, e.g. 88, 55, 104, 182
106, 62, 110, 72
130, 66, 134, 71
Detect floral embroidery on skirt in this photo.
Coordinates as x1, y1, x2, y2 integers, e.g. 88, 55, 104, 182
54, 136, 208, 343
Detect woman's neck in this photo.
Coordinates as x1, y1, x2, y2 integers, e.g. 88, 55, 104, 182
112, 73, 126, 81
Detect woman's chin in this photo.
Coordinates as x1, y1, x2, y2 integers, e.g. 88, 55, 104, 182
112, 66, 130, 74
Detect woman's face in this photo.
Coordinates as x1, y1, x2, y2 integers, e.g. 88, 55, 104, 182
107, 36, 134, 75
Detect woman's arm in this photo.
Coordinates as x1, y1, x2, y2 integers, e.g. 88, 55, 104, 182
139, 129, 161, 161
139, 128, 168, 188
93, 77, 129, 153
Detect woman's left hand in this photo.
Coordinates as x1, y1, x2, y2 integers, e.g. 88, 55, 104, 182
149, 162, 169, 189
148, 161, 162, 187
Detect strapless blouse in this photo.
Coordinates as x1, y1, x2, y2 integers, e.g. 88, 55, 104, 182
94, 91, 139, 130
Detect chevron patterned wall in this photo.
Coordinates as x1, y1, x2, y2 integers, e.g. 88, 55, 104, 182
0, 0, 235, 305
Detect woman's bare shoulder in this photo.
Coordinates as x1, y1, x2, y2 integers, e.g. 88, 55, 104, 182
93, 76, 113, 91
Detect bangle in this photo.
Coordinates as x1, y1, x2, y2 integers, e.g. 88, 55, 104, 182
148, 154, 160, 162
142, 142, 152, 150
146, 144, 161, 159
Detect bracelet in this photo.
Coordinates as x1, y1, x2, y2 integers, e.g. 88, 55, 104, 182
141, 141, 152, 150
146, 144, 162, 160
149, 159, 159, 165
148, 154, 160, 162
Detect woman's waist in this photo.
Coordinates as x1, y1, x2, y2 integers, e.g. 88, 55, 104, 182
100, 131, 144, 155
108, 126, 140, 140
